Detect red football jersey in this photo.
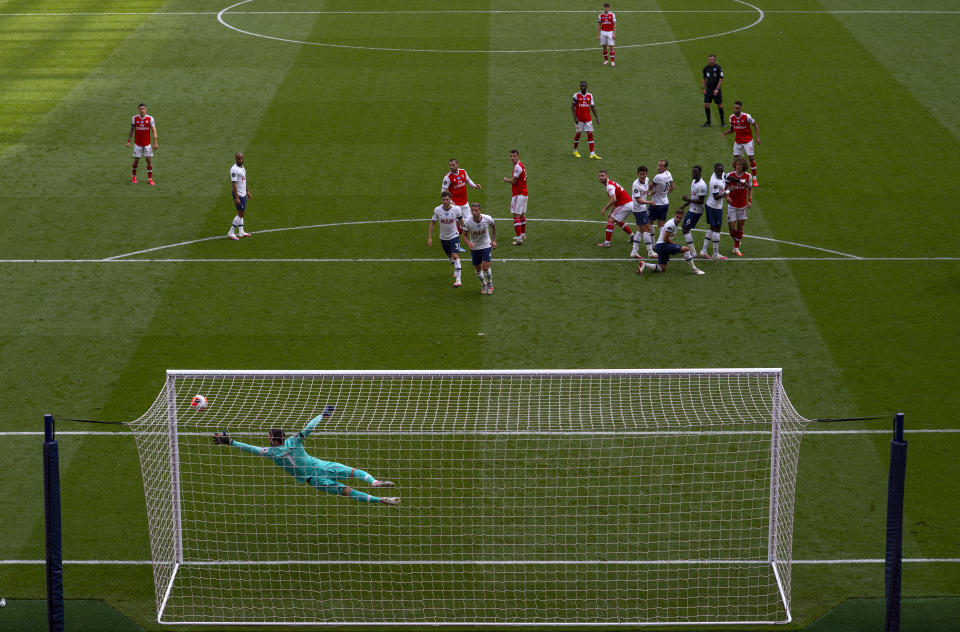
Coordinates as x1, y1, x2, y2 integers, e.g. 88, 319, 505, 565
729, 112, 755, 144
573, 92, 594, 122
726, 171, 752, 207
443, 169, 469, 206
598, 12, 615, 31
607, 179, 632, 207
132, 115, 154, 146
511, 162, 527, 196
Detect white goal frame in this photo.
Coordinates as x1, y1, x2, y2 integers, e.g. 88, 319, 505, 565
131, 368, 805, 626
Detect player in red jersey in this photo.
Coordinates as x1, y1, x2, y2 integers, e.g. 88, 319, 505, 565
441, 159, 482, 233
502, 149, 528, 245
125, 103, 158, 185
572, 81, 601, 160
596, 170, 635, 251
597, 4, 616, 66
722, 101, 760, 187
724, 157, 753, 256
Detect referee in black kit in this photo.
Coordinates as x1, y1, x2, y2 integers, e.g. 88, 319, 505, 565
701, 54, 724, 127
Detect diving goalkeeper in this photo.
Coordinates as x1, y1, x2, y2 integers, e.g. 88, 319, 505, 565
214, 406, 400, 506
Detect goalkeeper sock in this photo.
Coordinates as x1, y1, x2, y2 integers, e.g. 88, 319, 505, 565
350, 468, 376, 484
344, 488, 378, 503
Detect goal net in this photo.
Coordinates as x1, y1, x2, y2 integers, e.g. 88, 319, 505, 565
129, 369, 807, 626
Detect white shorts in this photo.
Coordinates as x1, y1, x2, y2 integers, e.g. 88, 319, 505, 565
727, 205, 748, 222
510, 195, 528, 215
611, 202, 632, 222
733, 140, 754, 156
575, 120, 594, 133
132, 144, 153, 158
599, 31, 615, 46
457, 203, 470, 217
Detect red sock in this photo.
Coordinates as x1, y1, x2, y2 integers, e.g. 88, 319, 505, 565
132, 163, 137, 176
573, 132, 581, 149
610, 47, 615, 62
603, 50, 608, 61
605, 222, 614, 242
587, 133, 595, 153
749, 158, 757, 177
514, 216, 522, 237
147, 168, 153, 180
618, 221, 633, 235
520, 218, 526, 236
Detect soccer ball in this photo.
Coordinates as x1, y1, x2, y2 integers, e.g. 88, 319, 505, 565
191, 394, 208, 410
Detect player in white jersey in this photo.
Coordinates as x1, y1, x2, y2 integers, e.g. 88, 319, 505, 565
677, 166, 710, 260
700, 162, 728, 259
228, 152, 252, 240
428, 191, 466, 287
648, 159, 674, 232
637, 208, 704, 275
461, 203, 497, 294
630, 165, 655, 259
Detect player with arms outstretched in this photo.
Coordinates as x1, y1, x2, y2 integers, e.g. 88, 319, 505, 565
637, 207, 705, 276
597, 4, 616, 66
572, 81, 601, 159
214, 406, 400, 506
126, 103, 158, 185
503, 149, 528, 245
596, 169, 635, 252
428, 191, 465, 287
725, 157, 753, 256
442, 159, 482, 226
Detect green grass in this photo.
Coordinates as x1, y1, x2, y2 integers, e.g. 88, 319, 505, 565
0, 0, 958, 629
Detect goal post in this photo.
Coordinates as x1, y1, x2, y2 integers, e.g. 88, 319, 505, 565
129, 369, 808, 626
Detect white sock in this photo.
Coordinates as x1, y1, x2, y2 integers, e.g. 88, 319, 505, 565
702, 230, 712, 251
238, 218, 246, 234
228, 216, 241, 236
483, 269, 492, 284
684, 232, 695, 251
642, 262, 658, 272
477, 272, 484, 286
642, 232, 653, 251
454, 259, 461, 281
630, 235, 639, 255
712, 232, 720, 255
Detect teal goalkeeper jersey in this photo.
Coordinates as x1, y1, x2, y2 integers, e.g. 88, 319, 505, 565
230, 413, 333, 483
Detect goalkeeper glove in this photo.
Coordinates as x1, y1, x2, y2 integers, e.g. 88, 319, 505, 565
213, 431, 233, 446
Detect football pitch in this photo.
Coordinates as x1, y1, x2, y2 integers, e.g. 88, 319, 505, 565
0, 0, 958, 630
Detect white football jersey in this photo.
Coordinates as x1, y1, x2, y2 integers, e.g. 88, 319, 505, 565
432, 204, 463, 241
688, 178, 708, 214
632, 176, 649, 209
656, 217, 679, 245
650, 171, 673, 206
463, 214, 495, 249
230, 164, 247, 197
707, 173, 727, 209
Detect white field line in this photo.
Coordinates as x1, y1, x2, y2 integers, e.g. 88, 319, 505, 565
1, 558, 957, 565
2, 10, 958, 17
3, 258, 958, 264
0, 217, 886, 261
4, 429, 957, 437
215, 0, 765, 54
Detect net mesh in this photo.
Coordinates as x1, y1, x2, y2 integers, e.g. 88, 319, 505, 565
129, 370, 807, 625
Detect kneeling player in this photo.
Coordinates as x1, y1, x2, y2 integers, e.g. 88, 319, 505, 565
637, 208, 704, 275
462, 202, 497, 294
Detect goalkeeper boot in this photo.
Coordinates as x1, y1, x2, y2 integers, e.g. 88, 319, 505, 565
380, 497, 401, 506
322, 404, 336, 417
372, 480, 395, 488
